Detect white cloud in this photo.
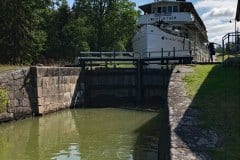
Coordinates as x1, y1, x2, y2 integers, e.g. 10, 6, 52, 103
195, 0, 238, 44
195, 0, 237, 10
202, 8, 235, 19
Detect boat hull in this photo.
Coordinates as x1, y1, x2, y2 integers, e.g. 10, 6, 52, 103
132, 25, 192, 58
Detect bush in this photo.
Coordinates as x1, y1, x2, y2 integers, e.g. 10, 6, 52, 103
0, 88, 9, 113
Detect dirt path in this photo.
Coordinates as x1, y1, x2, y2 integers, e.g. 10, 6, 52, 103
168, 65, 219, 160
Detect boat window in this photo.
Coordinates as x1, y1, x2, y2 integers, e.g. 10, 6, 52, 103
173, 6, 178, 12
162, 6, 167, 13
168, 6, 172, 13
158, 7, 162, 13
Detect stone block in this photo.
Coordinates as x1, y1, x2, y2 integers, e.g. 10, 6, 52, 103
17, 99, 23, 107
43, 87, 57, 96
0, 74, 12, 83
45, 104, 58, 113
37, 87, 43, 97
15, 90, 24, 99
7, 106, 15, 113
63, 92, 71, 101
37, 97, 45, 106
70, 83, 77, 92
11, 70, 24, 80
22, 98, 30, 107
10, 99, 19, 107
64, 84, 70, 93
66, 76, 71, 84
37, 77, 43, 87
38, 105, 45, 114
64, 76, 70, 84
70, 76, 77, 83
21, 68, 30, 77
63, 102, 71, 107
14, 107, 32, 119
59, 84, 67, 93
22, 88, 29, 98
58, 76, 64, 84
42, 77, 50, 87
36, 67, 47, 77
50, 77, 57, 86
8, 92, 14, 99
0, 112, 14, 122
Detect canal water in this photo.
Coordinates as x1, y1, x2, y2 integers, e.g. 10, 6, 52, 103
0, 108, 163, 160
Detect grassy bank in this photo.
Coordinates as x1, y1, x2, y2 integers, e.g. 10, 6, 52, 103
0, 65, 19, 73
216, 53, 240, 62
183, 64, 240, 159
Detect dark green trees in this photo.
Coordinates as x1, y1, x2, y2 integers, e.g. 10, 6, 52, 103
0, 0, 50, 64
0, 0, 139, 64
72, 0, 139, 52
45, 0, 71, 60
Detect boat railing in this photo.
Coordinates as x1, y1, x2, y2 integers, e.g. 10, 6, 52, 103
75, 50, 193, 67
75, 52, 136, 67
136, 47, 192, 59
221, 31, 240, 62
78, 52, 134, 59
77, 50, 192, 61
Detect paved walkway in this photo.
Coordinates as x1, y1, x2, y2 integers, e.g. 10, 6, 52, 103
168, 65, 219, 160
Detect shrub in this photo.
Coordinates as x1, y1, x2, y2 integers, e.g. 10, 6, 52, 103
0, 88, 9, 113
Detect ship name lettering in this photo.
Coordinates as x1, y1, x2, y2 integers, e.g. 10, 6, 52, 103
162, 16, 177, 20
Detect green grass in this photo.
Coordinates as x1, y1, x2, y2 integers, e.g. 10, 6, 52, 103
216, 53, 240, 62
106, 63, 135, 68
183, 65, 215, 98
0, 65, 19, 73
216, 55, 228, 62
183, 64, 240, 160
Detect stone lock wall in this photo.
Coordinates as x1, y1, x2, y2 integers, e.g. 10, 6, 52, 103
0, 66, 171, 122
36, 67, 82, 114
0, 67, 82, 122
0, 68, 36, 122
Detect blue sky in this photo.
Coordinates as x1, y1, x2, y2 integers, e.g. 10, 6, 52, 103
67, 0, 238, 44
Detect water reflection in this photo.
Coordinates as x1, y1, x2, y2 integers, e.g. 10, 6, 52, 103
51, 144, 80, 160
0, 108, 161, 160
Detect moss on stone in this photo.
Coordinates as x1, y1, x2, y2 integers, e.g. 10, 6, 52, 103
0, 88, 9, 113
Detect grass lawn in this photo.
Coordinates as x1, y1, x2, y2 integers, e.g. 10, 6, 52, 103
0, 65, 24, 73
216, 53, 240, 62
183, 64, 240, 160
107, 63, 135, 68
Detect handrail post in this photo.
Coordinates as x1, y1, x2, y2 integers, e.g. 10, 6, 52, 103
173, 47, 175, 58
222, 38, 225, 63
114, 51, 116, 68
227, 34, 230, 58
161, 48, 163, 58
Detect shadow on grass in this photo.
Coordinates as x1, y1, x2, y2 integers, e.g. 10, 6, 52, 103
175, 58, 240, 159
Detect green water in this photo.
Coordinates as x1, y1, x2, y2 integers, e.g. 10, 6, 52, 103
0, 108, 162, 160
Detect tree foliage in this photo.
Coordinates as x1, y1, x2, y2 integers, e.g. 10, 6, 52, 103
0, 0, 51, 64
0, 0, 139, 64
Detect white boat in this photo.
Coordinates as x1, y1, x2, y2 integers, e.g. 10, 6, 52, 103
132, 0, 209, 63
